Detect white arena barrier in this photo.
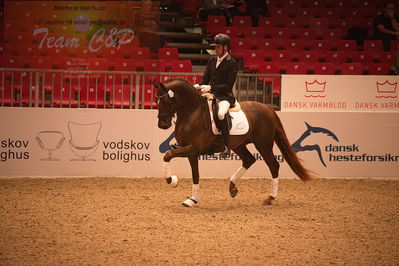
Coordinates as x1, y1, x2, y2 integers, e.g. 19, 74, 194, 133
0, 107, 398, 178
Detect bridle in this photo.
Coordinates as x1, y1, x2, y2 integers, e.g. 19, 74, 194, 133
156, 91, 176, 119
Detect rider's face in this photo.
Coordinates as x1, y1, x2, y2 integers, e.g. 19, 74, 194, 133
215, 45, 227, 57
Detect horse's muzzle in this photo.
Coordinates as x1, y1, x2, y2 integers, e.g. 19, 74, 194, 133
158, 120, 172, 130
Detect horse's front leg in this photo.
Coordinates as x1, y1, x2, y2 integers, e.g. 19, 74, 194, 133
181, 155, 200, 207
162, 144, 195, 188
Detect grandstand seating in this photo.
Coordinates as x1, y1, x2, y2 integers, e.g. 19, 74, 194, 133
0, 0, 396, 109
202, 0, 394, 77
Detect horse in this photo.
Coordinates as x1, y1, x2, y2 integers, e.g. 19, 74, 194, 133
154, 78, 314, 207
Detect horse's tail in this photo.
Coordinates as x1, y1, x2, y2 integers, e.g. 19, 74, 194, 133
273, 112, 315, 181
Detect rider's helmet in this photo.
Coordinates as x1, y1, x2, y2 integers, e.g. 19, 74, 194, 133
211, 33, 231, 48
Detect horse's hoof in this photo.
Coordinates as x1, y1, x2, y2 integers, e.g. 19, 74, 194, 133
229, 182, 238, 198
263, 196, 276, 206
166, 175, 178, 188
182, 198, 197, 207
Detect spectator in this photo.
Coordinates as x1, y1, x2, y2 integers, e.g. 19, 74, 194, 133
374, 1, 399, 51
245, 0, 268, 27
198, 0, 242, 25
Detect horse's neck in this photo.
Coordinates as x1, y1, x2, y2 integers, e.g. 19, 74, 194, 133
175, 97, 207, 127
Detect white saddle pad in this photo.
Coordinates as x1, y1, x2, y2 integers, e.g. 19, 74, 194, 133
210, 110, 249, 135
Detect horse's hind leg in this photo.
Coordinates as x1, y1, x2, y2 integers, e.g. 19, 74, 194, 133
254, 143, 280, 205
229, 145, 256, 198
182, 155, 200, 207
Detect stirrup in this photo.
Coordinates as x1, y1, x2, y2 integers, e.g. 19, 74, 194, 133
220, 146, 230, 159
170, 143, 180, 149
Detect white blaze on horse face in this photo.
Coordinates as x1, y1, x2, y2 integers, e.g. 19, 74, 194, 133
168, 90, 174, 98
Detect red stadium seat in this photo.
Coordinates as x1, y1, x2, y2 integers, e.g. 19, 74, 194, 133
258, 17, 285, 28
326, 51, 352, 63
286, 17, 309, 28
379, 52, 395, 63
312, 62, 336, 74
271, 28, 296, 39
158, 48, 179, 70
242, 27, 266, 39
296, 50, 321, 63
337, 40, 358, 51
297, 28, 317, 39
340, 63, 364, 75
309, 18, 329, 29
206, 16, 227, 32
170, 60, 192, 73
368, 63, 391, 75
322, 29, 343, 40
257, 39, 279, 51
285, 39, 308, 51
285, 62, 309, 74
232, 16, 252, 27
80, 83, 107, 108
363, 40, 384, 51
158, 48, 179, 61
352, 51, 374, 63
310, 40, 332, 51
243, 50, 266, 71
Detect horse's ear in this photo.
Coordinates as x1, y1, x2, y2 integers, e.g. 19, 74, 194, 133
151, 79, 159, 89
159, 82, 166, 91
305, 122, 312, 130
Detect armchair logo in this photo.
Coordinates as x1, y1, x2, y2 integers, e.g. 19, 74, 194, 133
304, 79, 326, 98
36, 131, 65, 161
68, 122, 102, 161
376, 80, 397, 99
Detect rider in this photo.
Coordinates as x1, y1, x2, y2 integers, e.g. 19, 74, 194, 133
194, 33, 239, 158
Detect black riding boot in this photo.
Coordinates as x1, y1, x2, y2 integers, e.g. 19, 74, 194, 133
220, 118, 230, 159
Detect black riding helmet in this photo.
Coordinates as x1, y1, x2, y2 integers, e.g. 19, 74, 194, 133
211, 33, 231, 47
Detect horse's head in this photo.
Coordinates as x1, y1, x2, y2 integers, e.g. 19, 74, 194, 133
154, 81, 176, 130
154, 79, 201, 129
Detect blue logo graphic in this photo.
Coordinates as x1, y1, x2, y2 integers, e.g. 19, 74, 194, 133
159, 132, 175, 153
292, 122, 339, 167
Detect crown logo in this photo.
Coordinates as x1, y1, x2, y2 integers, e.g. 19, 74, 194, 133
376, 80, 398, 99
305, 80, 326, 92
377, 80, 397, 93
304, 80, 326, 98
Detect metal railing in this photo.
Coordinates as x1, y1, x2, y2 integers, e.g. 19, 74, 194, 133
0, 68, 282, 109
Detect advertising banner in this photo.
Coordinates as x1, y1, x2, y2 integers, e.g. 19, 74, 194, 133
281, 75, 399, 112
0, 108, 398, 179
3, 1, 159, 68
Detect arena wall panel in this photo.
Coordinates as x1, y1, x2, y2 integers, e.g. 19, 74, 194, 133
0, 108, 398, 178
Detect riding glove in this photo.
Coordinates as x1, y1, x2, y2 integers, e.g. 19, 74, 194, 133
200, 85, 211, 93
193, 84, 200, 89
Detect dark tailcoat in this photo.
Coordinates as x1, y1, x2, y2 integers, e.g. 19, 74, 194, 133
199, 54, 238, 107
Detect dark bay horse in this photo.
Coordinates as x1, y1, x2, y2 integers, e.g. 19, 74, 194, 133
155, 79, 313, 207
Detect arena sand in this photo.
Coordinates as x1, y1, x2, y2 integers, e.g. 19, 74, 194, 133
0, 177, 398, 265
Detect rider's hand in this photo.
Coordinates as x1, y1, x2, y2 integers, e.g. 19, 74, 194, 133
200, 85, 211, 93
193, 84, 200, 89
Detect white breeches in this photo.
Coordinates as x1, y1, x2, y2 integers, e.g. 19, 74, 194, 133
217, 100, 230, 120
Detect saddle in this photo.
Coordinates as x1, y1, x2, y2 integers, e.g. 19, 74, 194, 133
202, 92, 240, 132
200, 93, 249, 155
